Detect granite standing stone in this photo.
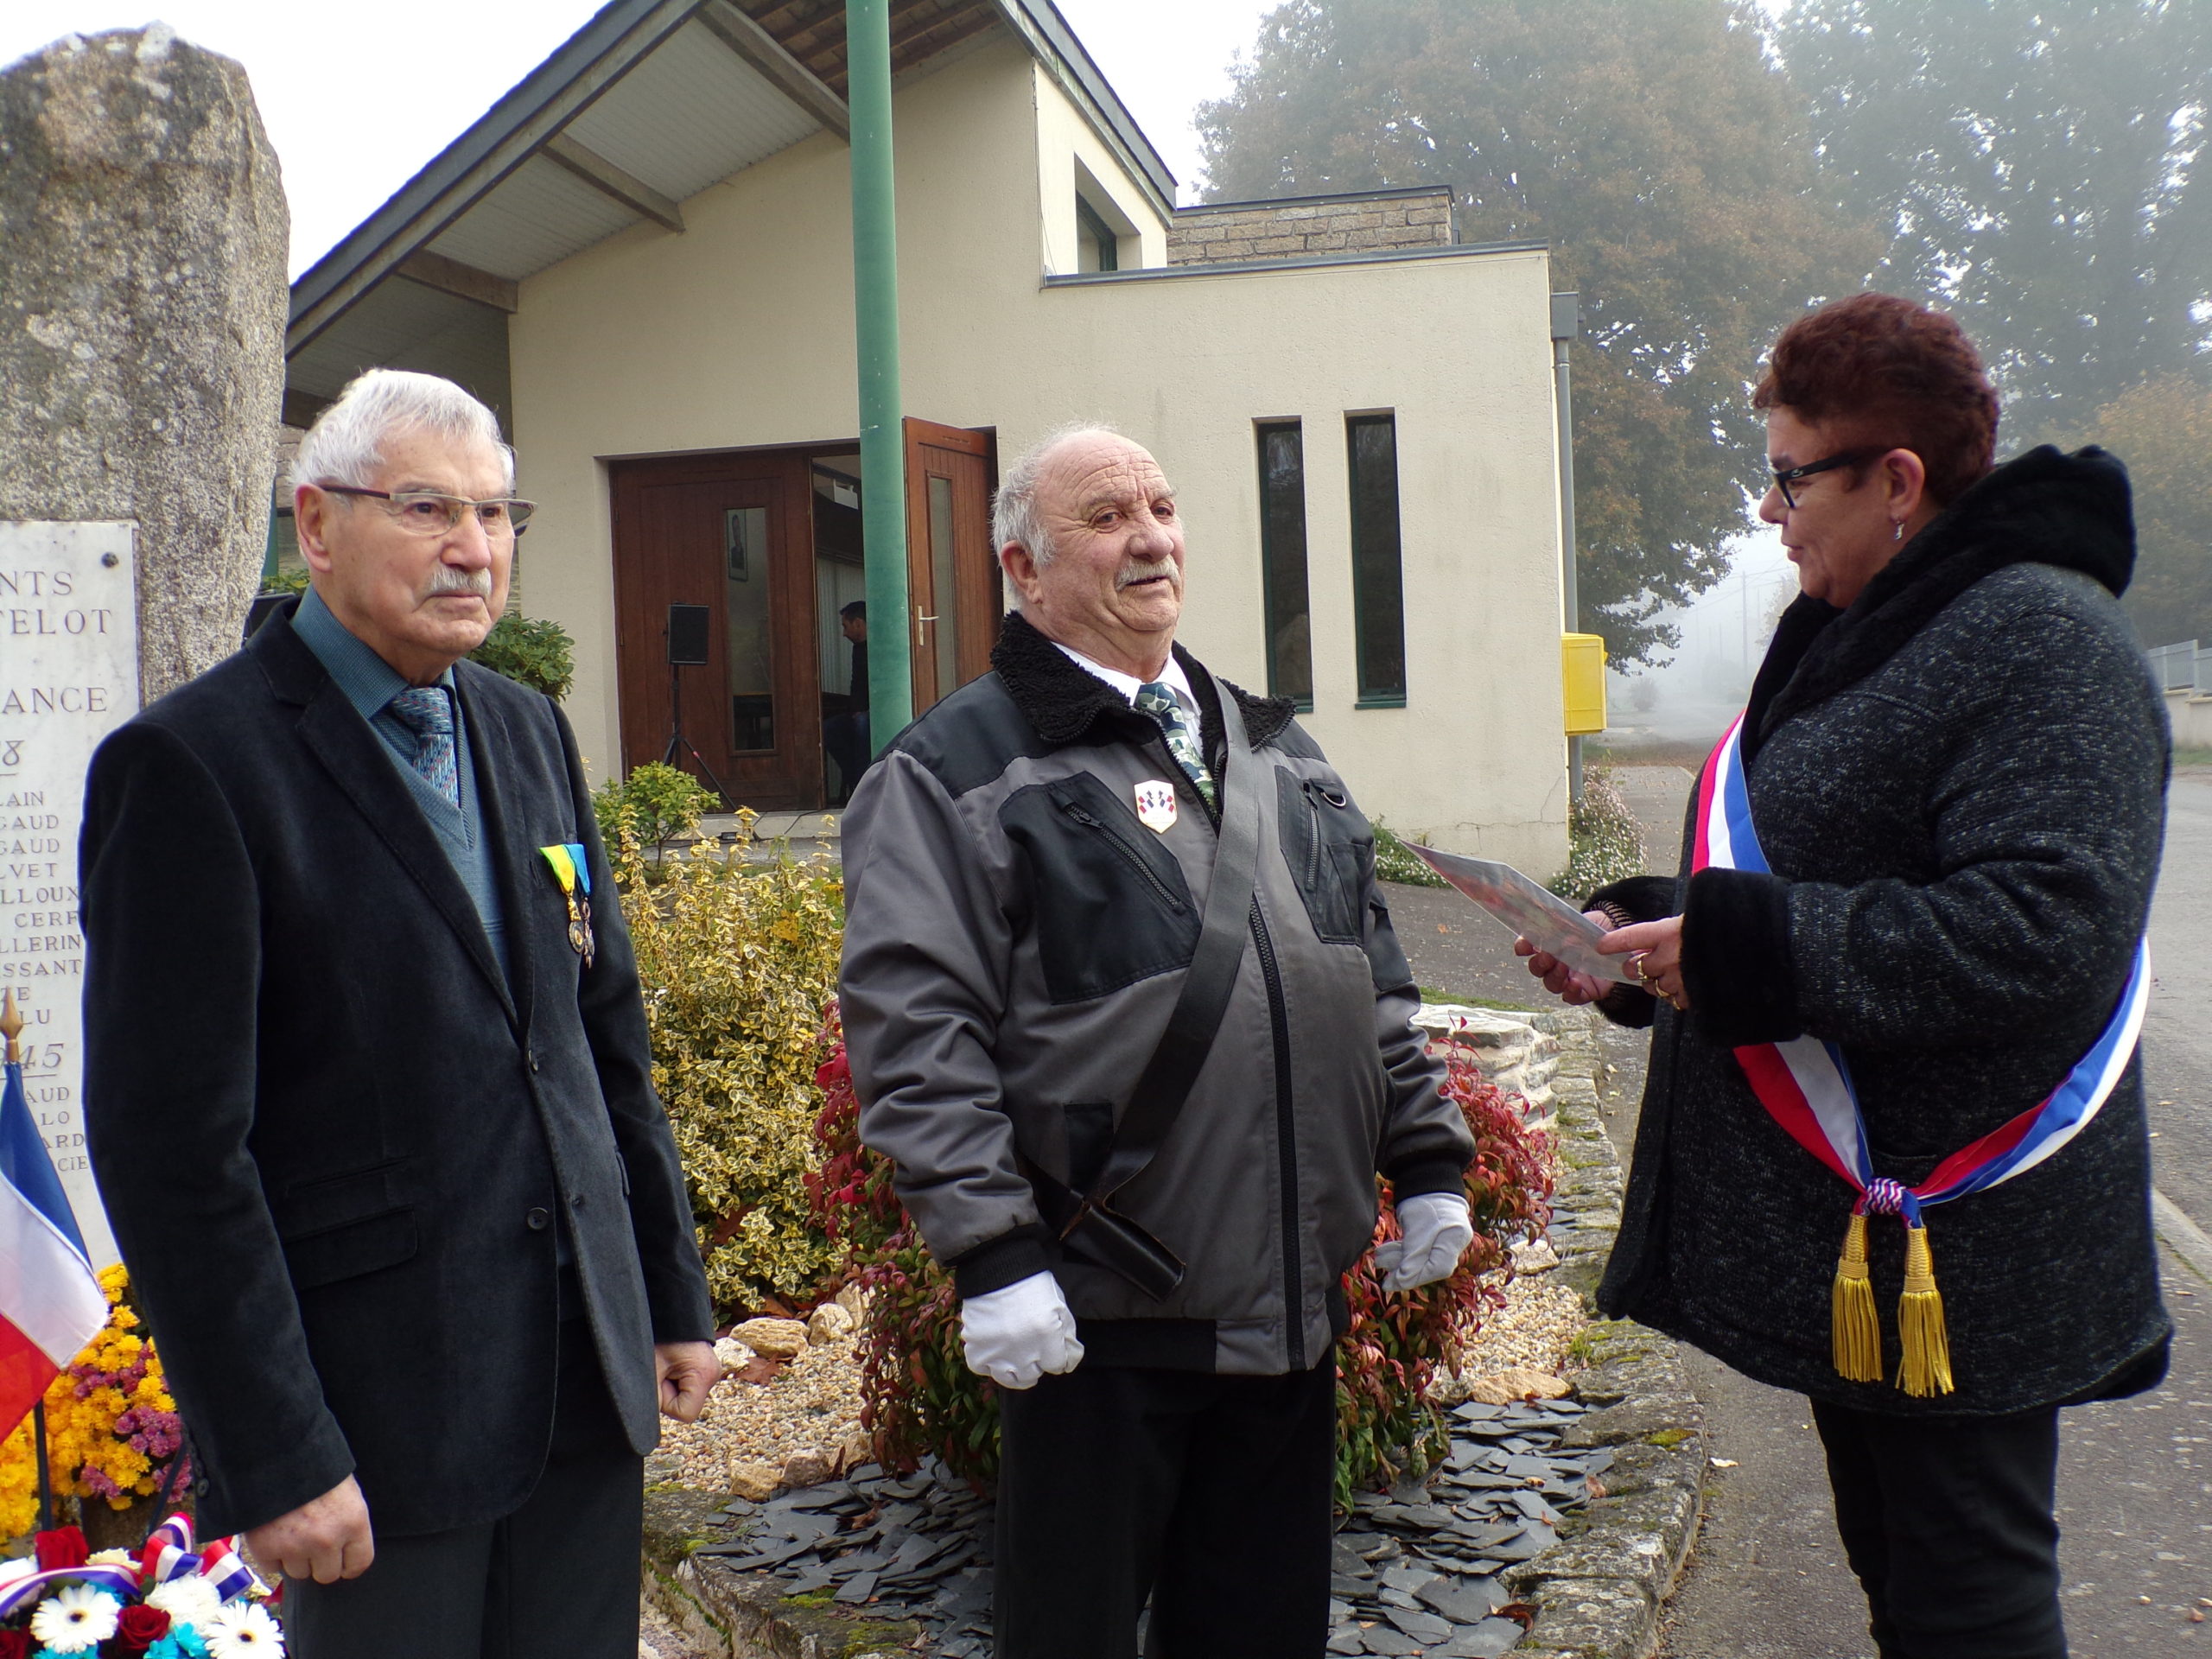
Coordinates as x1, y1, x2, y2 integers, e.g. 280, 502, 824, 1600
0, 24, 288, 701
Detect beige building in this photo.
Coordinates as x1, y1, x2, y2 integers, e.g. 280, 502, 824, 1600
284, 0, 1573, 873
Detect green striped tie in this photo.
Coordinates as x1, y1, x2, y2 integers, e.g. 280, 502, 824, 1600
1135, 681, 1215, 807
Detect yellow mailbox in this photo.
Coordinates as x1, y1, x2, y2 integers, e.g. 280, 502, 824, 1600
1563, 632, 1608, 735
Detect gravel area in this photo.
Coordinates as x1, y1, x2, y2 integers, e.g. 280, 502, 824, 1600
1451, 1274, 1587, 1382
659, 1336, 865, 1493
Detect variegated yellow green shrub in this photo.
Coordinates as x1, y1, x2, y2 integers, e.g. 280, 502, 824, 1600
616, 817, 845, 1315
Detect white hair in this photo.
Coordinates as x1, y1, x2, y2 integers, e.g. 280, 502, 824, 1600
990, 421, 1125, 568
291, 369, 516, 493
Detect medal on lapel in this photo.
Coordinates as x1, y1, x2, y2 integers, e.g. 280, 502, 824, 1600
1133, 779, 1178, 833
539, 842, 597, 969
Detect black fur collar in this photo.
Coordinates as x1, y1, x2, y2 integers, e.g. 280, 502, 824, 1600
990, 610, 1296, 756
1745, 444, 2134, 763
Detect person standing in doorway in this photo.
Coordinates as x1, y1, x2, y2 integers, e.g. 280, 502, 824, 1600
824, 599, 871, 801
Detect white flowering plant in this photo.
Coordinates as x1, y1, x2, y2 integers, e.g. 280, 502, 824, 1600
0, 1516, 282, 1658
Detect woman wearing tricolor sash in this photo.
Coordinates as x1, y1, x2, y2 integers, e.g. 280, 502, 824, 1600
1522, 294, 2169, 1659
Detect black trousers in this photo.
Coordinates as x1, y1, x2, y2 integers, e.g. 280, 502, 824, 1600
993, 1354, 1337, 1659
285, 1318, 643, 1659
1812, 1398, 2067, 1659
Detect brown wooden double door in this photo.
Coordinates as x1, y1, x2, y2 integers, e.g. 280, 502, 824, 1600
608, 421, 998, 810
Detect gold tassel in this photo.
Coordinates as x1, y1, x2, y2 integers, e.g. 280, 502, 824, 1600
1896, 1221, 1955, 1397
1831, 1211, 1883, 1382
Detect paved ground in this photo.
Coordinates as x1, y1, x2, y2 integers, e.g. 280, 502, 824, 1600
1554, 764, 2212, 1659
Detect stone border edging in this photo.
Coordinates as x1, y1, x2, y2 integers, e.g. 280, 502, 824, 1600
1510, 1009, 1707, 1659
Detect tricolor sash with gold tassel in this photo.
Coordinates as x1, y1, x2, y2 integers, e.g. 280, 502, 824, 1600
1693, 713, 2151, 1395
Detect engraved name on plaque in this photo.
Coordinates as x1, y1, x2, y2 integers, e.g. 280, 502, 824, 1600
1, 522, 140, 1268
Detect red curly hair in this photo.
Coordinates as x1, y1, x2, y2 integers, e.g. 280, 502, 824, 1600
1754, 293, 2001, 507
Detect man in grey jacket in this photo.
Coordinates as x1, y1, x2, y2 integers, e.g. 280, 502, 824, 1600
839, 426, 1478, 1658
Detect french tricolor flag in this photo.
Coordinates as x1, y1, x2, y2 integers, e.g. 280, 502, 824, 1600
0, 995, 107, 1437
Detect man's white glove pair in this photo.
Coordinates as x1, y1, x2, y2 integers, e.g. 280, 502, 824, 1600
958, 1195, 1475, 1388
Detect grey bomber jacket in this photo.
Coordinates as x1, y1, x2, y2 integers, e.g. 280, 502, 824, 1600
840, 613, 1474, 1376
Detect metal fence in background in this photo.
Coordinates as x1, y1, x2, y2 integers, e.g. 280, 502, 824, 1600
2149, 640, 2212, 694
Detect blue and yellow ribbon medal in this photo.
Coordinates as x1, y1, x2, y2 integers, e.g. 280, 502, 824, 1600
539, 842, 596, 968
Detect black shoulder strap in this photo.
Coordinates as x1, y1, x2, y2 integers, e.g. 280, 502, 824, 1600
1092, 673, 1258, 1199
1029, 671, 1259, 1298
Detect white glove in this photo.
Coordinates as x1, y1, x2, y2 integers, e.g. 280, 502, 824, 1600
1373, 1193, 1476, 1293
959, 1270, 1085, 1389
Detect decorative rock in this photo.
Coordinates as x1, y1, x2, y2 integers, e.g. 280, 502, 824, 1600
1461, 1367, 1573, 1405
728, 1460, 781, 1502
734, 1318, 810, 1359
714, 1336, 752, 1376
782, 1446, 835, 1489
0, 25, 288, 701
1510, 1236, 1561, 1273
808, 1302, 856, 1344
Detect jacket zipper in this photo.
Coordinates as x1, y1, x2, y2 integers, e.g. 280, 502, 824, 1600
1060, 800, 1188, 912
1249, 898, 1305, 1370
1300, 785, 1325, 892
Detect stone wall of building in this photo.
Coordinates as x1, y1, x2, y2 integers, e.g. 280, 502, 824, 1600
1166, 187, 1454, 265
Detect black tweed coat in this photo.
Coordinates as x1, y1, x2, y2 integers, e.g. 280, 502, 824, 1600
1594, 446, 2171, 1415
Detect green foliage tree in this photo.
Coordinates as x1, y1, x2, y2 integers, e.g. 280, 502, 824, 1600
592, 761, 714, 857
1780, 0, 2212, 435
2075, 377, 2212, 650
467, 613, 576, 700
1198, 0, 1878, 664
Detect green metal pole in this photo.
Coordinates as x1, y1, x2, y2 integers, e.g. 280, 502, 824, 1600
848, 0, 911, 750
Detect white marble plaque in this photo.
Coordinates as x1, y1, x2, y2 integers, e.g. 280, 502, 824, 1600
1, 522, 139, 1268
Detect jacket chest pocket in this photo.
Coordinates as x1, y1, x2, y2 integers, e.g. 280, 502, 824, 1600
1275, 771, 1370, 944
1000, 774, 1202, 1005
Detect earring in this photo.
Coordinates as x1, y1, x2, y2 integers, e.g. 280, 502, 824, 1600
1893, 520, 1904, 543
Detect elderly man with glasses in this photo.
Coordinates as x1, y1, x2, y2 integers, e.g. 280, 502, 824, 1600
79, 368, 715, 1656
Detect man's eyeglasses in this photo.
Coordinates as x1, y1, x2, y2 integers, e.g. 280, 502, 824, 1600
1769, 448, 1883, 510
322, 486, 537, 538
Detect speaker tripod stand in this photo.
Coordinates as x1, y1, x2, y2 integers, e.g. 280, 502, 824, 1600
662, 607, 732, 804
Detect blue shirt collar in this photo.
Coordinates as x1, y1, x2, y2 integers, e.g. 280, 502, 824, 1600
291, 586, 455, 721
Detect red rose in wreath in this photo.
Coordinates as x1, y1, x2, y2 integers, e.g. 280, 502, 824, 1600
33, 1525, 89, 1573
0, 1630, 33, 1658
110, 1604, 173, 1653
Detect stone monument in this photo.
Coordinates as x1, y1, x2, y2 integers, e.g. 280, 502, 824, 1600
0, 26, 288, 1262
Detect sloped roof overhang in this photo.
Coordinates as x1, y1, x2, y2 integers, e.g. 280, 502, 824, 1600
285, 0, 1175, 402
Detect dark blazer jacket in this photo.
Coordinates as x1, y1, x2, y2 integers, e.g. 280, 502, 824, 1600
79, 601, 713, 1538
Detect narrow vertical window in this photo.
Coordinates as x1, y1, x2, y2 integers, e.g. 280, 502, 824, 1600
1255, 422, 1313, 709
1345, 412, 1406, 705
1076, 194, 1121, 272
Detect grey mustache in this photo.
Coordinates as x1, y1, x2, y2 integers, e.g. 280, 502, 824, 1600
424, 567, 494, 600
1116, 561, 1179, 591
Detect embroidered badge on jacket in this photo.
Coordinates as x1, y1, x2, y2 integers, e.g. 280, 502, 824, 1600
1133, 779, 1179, 833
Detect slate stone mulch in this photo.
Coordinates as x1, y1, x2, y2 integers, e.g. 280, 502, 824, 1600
686, 1393, 1604, 1657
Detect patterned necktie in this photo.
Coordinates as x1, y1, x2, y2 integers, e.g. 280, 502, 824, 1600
1134, 681, 1215, 807
387, 686, 461, 809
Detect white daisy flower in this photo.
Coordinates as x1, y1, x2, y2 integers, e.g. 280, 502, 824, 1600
86, 1548, 136, 1567
29, 1583, 123, 1653
146, 1573, 223, 1624
204, 1598, 285, 1656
